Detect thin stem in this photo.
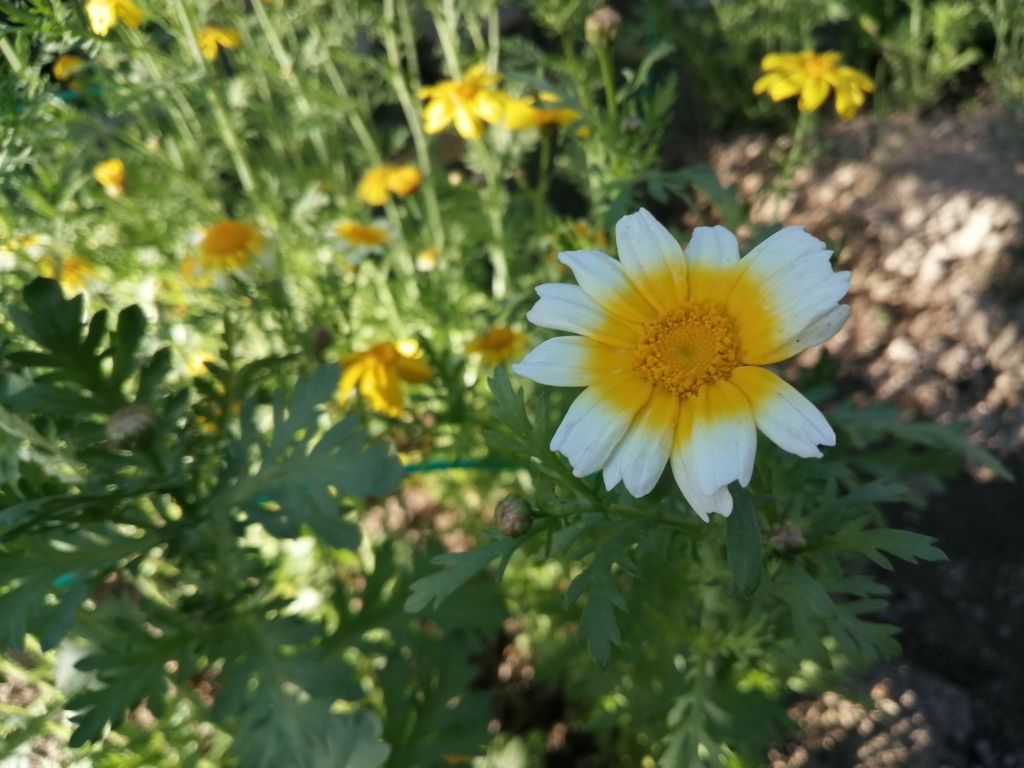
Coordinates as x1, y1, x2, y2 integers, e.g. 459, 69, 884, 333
250, 0, 331, 166
206, 88, 255, 193
0, 37, 24, 74
434, 0, 463, 77
383, 0, 446, 251
596, 45, 619, 124
533, 129, 553, 225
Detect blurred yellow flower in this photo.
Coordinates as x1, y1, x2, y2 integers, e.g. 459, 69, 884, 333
417, 63, 505, 139
753, 50, 874, 119
467, 327, 528, 367
85, 0, 144, 36
93, 157, 126, 197
415, 246, 441, 272
356, 164, 422, 206
39, 255, 97, 293
196, 220, 265, 272
327, 218, 392, 264
53, 54, 85, 82
195, 26, 242, 61
503, 92, 585, 134
338, 340, 433, 417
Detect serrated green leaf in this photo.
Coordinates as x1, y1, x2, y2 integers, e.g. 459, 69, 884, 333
487, 366, 532, 437
9, 278, 83, 353
109, 305, 146, 390
726, 486, 761, 597
787, 564, 836, 619
405, 536, 522, 613
840, 528, 947, 570
564, 535, 632, 668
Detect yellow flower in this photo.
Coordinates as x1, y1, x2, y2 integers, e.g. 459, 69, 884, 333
327, 218, 392, 264
466, 327, 528, 366
338, 340, 433, 418
196, 220, 265, 273
753, 50, 874, 119
93, 157, 126, 197
85, 0, 145, 36
503, 92, 585, 133
53, 54, 85, 82
414, 246, 441, 272
513, 209, 849, 520
39, 254, 97, 293
416, 63, 506, 139
356, 164, 422, 206
195, 26, 242, 62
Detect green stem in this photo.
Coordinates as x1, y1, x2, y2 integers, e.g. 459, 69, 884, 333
206, 88, 255, 193
533, 129, 553, 226
251, 0, 330, 165
0, 37, 24, 74
596, 45, 619, 124
383, 0, 446, 251
435, 0, 463, 77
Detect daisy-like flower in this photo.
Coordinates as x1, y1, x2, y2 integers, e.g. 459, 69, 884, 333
53, 54, 85, 83
415, 246, 441, 272
416, 63, 506, 140
753, 50, 874, 120
467, 327, 528, 367
326, 218, 393, 264
195, 26, 242, 62
84, 0, 144, 36
93, 157, 126, 197
195, 219, 265, 273
502, 92, 585, 134
338, 340, 433, 418
356, 164, 422, 207
512, 209, 849, 520
39, 254, 97, 293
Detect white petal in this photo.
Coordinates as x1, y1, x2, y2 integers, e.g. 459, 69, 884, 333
741, 226, 827, 273
784, 304, 850, 351
558, 249, 657, 324
602, 388, 678, 497
685, 226, 740, 270
730, 366, 835, 458
551, 374, 653, 478
669, 399, 735, 520
614, 208, 686, 311
690, 382, 757, 497
512, 336, 633, 387
526, 283, 639, 348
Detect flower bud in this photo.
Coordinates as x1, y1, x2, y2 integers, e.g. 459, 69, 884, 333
770, 522, 806, 555
496, 495, 533, 537
106, 404, 159, 449
585, 6, 622, 48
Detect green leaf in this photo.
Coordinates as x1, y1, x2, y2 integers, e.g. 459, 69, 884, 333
487, 366, 532, 438
8, 278, 83, 354
840, 528, 948, 570
787, 564, 836, 619
211, 365, 403, 542
405, 536, 522, 613
109, 305, 146, 390
726, 486, 762, 597
564, 534, 632, 668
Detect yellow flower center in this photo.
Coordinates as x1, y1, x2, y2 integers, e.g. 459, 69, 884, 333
632, 303, 739, 398
336, 222, 389, 246
802, 53, 836, 79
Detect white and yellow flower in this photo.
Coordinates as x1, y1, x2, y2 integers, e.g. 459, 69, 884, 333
326, 218, 394, 264
513, 209, 849, 520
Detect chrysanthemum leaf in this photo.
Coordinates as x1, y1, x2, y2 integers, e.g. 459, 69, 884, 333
405, 535, 523, 613
726, 486, 763, 598
838, 528, 947, 571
